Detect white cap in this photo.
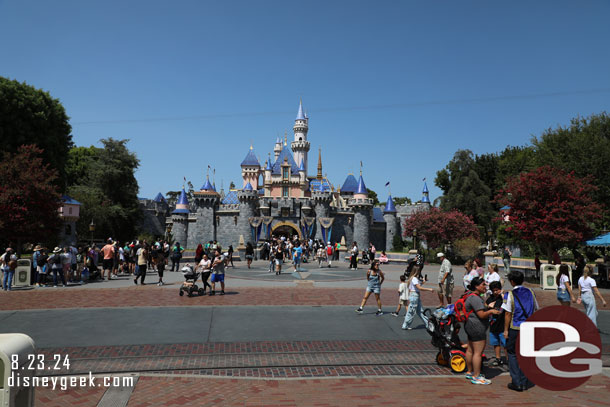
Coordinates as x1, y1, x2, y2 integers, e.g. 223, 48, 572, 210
437, 252, 445, 258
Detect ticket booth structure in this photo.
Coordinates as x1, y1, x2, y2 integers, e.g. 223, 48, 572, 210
0, 334, 35, 407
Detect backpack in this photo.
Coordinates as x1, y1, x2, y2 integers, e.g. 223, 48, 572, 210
453, 292, 479, 322
326, 246, 333, 255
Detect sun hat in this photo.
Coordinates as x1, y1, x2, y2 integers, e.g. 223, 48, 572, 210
53, 247, 62, 254
437, 252, 445, 258
34, 245, 42, 251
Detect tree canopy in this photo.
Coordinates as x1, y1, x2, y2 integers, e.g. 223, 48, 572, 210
0, 77, 73, 187
66, 139, 140, 242
402, 207, 479, 249
0, 145, 62, 247
496, 166, 602, 255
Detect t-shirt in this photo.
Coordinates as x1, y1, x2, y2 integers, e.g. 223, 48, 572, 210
212, 255, 225, 274
102, 244, 115, 260
399, 282, 408, 300
578, 276, 596, 293
137, 248, 147, 266
408, 276, 421, 293
293, 246, 303, 260
464, 294, 488, 338
198, 259, 211, 271
485, 295, 505, 333
438, 259, 453, 285
558, 274, 570, 291
463, 269, 478, 289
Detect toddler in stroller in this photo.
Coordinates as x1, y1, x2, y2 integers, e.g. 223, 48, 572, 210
424, 306, 468, 373
360, 250, 370, 265
179, 264, 205, 297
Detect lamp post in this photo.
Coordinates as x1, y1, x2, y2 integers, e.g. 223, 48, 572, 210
412, 228, 417, 251
89, 220, 95, 246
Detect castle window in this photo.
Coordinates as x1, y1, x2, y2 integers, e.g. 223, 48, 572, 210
282, 187, 289, 197
282, 168, 289, 180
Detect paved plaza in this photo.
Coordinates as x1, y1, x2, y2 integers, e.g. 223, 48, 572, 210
1, 260, 609, 406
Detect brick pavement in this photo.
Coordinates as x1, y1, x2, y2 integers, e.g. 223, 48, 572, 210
0, 285, 604, 311
34, 373, 610, 407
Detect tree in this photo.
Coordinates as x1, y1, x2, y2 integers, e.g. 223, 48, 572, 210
367, 188, 379, 205
496, 166, 602, 257
393, 197, 412, 206
65, 139, 141, 242
0, 77, 73, 187
532, 112, 610, 223
402, 207, 480, 249
435, 150, 494, 227
0, 145, 62, 248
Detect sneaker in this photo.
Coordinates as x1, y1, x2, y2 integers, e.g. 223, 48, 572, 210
391, 312, 399, 317
220, 291, 225, 295
355, 308, 363, 314
209, 291, 215, 296
471, 375, 491, 385
375, 310, 383, 316
491, 358, 500, 367
465, 372, 473, 380
53, 285, 58, 288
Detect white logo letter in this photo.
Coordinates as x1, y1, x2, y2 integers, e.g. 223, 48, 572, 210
520, 322, 579, 357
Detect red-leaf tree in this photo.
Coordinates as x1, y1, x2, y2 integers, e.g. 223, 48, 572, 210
402, 207, 480, 249
0, 145, 62, 248
496, 166, 602, 255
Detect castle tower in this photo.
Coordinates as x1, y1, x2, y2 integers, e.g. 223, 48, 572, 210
273, 137, 282, 161
383, 195, 397, 251
422, 181, 431, 204
190, 177, 220, 245
263, 155, 272, 197
349, 173, 373, 250
291, 100, 310, 175
237, 182, 259, 246
171, 188, 190, 247
241, 146, 261, 189
298, 159, 307, 197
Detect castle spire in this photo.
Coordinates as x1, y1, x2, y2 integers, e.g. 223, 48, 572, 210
296, 99, 305, 120
317, 148, 323, 180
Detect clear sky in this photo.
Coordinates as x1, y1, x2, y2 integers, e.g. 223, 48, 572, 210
2, 0, 610, 203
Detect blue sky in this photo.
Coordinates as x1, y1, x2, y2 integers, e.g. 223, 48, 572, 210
2, 0, 610, 203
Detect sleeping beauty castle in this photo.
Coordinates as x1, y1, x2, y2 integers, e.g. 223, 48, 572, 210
140, 101, 431, 250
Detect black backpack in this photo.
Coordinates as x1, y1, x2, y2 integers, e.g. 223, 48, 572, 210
52, 254, 61, 265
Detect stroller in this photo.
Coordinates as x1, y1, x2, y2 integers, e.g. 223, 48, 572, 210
179, 265, 205, 297
423, 306, 468, 373
360, 250, 370, 265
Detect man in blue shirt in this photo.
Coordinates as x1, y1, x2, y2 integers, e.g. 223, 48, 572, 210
293, 241, 303, 272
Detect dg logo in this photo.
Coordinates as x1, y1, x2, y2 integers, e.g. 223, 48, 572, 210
517, 305, 602, 391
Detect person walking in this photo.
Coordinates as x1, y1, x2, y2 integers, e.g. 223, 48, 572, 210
368, 243, 376, 263
401, 265, 434, 329
134, 244, 148, 285
197, 253, 212, 294
245, 242, 254, 269
556, 264, 576, 306
227, 245, 234, 268
464, 277, 501, 385
502, 270, 539, 392
502, 246, 512, 275
292, 241, 303, 272
577, 265, 607, 327
155, 244, 166, 286
210, 248, 226, 295
437, 253, 454, 307
349, 242, 359, 270
170, 242, 184, 272
1, 248, 17, 291
355, 260, 385, 316
275, 244, 284, 275
326, 242, 333, 268
195, 243, 204, 265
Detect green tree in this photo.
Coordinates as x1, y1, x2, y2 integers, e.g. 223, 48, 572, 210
367, 188, 379, 205
66, 138, 141, 242
0, 77, 73, 187
435, 150, 494, 227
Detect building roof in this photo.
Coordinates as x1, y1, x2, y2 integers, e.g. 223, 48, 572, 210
243, 182, 253, 191
153, 192, 166, 203
266, 158, 273, 171
309, 178, 331, 192
355, 175, 367, 195
423, 182, 429, 194
201, 177, 214, 191
221, 190, 239, 205
271, 145, 299, 175
384, 195, 396, 213
341, 174, 358, 193
372, 207, 385, 223
296, 100, 305, 120
177, 188, 189, 205
241, 148, 260, 167
61, 195, 81, 205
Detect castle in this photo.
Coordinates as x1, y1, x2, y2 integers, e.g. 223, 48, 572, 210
139, 101, 431, 250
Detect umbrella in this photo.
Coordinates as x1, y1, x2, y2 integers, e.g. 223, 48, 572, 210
585, 232, 610, 247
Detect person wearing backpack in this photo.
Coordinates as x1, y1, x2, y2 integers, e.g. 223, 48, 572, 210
463, 277, 501, 385
48, 247, 66, 287
502, 271, 539, 392
325, 242, 333, 268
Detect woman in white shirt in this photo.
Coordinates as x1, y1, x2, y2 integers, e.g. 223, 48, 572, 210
555, 264, 576, 306
402, 266, 434, 330
197, 254, 212, 294
578, 265, 607, 327
484, 264, 502, 296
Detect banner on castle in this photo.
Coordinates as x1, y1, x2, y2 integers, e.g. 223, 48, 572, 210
300, 217, 316, 240
249, 217, 263, 244
262, 216, 274, 239
319, 217, 335, 244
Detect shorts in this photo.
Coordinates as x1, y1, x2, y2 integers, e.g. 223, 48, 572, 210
557, 289, 570, 302
438, 282, 454, 297
211, 273, 225, 283
366, 284, 380, 294
245, 255, 253, 260
103, 259, 113, 270
489, 331, 506, 347
465, 328, 487, 342
399, 299, 408, 306
275, 259, 283, 266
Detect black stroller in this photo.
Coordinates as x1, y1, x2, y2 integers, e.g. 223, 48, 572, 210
179, 265, 205, 297
424, 307, 467, 373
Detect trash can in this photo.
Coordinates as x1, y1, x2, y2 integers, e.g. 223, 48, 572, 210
0, 333, 36, 407
12, 260, 31, 288
540, 264, 561, 290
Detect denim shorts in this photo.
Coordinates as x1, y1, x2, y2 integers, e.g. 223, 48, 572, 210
489, 331, 506, 347
557, 289, 570, 302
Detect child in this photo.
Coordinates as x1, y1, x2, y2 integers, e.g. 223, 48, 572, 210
316, 245, 325, 267
485, 281, 507, 366
391, 275, 409, 316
